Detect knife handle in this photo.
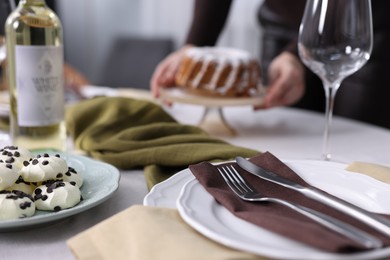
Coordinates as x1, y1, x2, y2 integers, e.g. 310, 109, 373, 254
305, 188, 390, 237
289, 202, 382, 249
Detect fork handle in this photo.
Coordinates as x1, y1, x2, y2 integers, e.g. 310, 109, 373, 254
271, 198, 383, 249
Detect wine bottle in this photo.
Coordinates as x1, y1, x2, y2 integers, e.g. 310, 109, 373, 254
5, 0, 66, 151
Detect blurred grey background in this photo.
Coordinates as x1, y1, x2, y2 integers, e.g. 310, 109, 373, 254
56, 0, 263, 89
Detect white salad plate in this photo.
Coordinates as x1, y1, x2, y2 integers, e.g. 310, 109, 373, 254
0, 154, 120, 232
144, 159, 390, 260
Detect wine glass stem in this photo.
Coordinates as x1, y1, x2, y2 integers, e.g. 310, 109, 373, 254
322, 82, 340, 161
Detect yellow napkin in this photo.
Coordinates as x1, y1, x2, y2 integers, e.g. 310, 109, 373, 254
346, 161, 390, 184
65, 97, 258, 189
67, 205, 265, 260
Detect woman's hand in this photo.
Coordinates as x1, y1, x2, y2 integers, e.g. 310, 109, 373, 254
150, 45, 192, 98
258, 52, 305, 109
64, 63, 90, 90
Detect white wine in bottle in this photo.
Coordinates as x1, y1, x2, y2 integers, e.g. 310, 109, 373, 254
5, 0, 66, 151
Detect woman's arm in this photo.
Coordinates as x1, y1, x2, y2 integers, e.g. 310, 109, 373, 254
186, 0, 233, 46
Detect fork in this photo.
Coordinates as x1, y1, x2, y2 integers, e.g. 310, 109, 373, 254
217, 165, 383, 249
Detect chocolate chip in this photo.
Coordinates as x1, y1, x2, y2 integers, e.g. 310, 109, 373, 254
32, 159, 39, 165
20, 202, 32, 210
69, 167, 77, 174
42, 160, 49, 165
5, 157, 14, 163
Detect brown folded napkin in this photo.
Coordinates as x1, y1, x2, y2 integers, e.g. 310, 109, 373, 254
67, 205, 265, 260
190, 151, 390, 253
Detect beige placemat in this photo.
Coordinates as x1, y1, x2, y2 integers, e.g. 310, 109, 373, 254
67, 205, 265, 260
346, 161, 390, 184
67, 162, 390, 260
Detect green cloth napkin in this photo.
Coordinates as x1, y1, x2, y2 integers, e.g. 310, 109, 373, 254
65, 96, 259, 189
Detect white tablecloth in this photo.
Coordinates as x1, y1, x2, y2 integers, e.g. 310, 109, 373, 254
2, 89, 390, 260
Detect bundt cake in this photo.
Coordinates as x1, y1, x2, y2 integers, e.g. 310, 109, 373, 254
175, 46, 262, 97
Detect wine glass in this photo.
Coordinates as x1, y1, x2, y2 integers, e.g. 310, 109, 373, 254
298, 0, 373, 160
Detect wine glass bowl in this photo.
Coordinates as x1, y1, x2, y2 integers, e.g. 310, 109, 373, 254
298, 0, 373, 160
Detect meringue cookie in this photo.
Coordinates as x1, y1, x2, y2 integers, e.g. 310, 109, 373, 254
33, 180, 82, 211
0, 162, 21, 190
6, 176, 37, 195
57, 167, 83, 188
0, 190, 35, 220
21, 154, 68, 182
0, 146, 34, 170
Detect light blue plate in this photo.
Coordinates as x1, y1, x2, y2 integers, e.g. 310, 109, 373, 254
0, 153, 120, 231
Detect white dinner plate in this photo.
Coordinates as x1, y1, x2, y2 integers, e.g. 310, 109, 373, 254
0, 154, 120, 232
160, 87, 265, 107
144, 159, 390, 259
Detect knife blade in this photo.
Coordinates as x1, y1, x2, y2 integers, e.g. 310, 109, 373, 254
236, 156, 390, 238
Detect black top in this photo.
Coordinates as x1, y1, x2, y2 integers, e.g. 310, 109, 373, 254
184, 0, 390, 129
0, 0, 12, 35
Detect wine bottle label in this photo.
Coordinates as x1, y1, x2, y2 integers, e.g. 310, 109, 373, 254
15, 45, 64, 127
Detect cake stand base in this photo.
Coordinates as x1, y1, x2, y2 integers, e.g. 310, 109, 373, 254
160, 88, 265, 137
198, 107, 236, 136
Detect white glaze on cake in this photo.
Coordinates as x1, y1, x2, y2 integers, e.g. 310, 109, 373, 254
20, 154, 68, 182
182, 47, 258, 94
0, 190, 35, 219
33, 180, 81, 211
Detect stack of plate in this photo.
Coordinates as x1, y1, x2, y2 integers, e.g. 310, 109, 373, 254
143, 159, 390, 260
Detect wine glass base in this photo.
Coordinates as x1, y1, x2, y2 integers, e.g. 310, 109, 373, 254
322, 153, 332, 161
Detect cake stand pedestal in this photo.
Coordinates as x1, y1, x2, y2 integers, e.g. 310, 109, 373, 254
160, 88, 265, 136
198, 107, 236, 136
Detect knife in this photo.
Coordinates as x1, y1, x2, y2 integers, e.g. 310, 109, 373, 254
236, 156, 390, 238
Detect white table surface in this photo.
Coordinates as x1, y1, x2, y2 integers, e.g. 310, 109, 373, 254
2, 88, 390, 260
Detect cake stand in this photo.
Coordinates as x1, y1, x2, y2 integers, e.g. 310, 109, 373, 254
160, 88, 265, 136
